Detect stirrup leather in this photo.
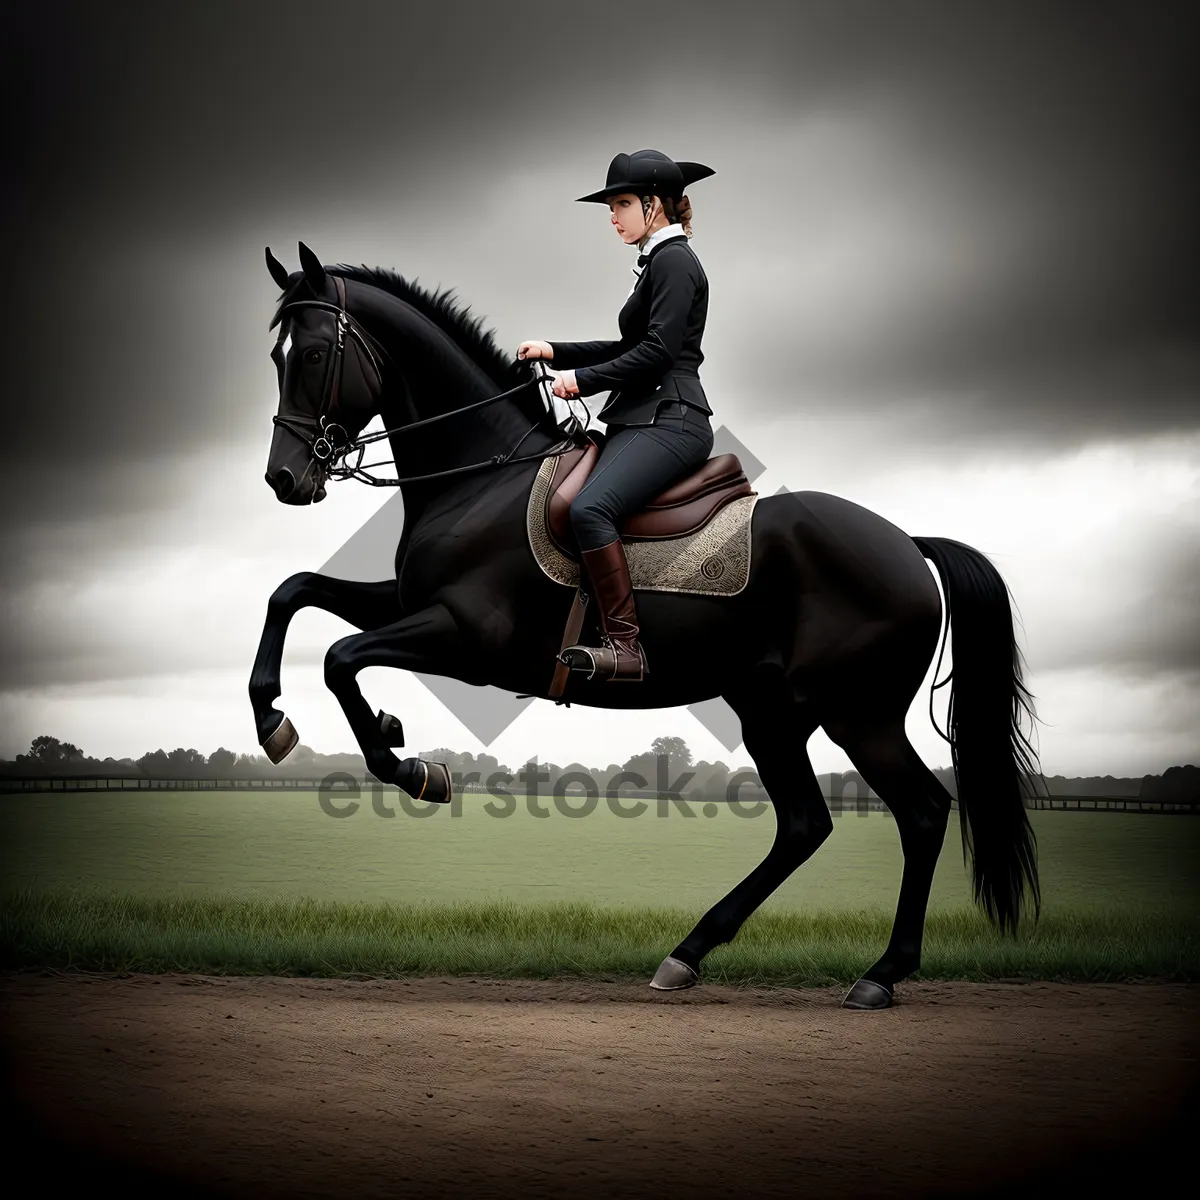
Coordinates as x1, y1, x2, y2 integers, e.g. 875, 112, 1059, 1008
546, 587, 589, 700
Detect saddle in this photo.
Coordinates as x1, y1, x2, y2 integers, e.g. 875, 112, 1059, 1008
535, 433, 755, 701
546, 432, 754, 550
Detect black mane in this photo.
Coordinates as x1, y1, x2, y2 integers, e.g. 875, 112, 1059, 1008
330, 263, 522, 388
269, 261, 566, 441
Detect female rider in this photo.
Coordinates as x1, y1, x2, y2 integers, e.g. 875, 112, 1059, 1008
517, 148, 717, 683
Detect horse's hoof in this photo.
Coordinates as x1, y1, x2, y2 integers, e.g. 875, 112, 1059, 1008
400, 759, 453, 805
262, 715, 299, 764
841, 978, 894, 1009
649, 955, 699, 991
377, 709, 405, 747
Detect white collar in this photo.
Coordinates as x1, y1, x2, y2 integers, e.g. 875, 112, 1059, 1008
638, 223, 688, 258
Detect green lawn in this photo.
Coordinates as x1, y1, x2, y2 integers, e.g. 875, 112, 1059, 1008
2, 891, 1193, 983
2, 789, 1197, 918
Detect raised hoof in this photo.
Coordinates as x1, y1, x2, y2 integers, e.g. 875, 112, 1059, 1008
403, 759, 453, 805
841, 978, 894, 1010
649, 955, 699, 991
262, 715, 299, 765
377, 709, 405, 747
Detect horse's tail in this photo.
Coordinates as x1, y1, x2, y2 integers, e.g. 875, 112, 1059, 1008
912, 535, 1042, 934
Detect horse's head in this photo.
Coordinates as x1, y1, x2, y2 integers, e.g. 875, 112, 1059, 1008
263, 242, 386, 504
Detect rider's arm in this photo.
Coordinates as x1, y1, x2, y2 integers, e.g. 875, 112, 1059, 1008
571, 246, 699, 397
547, 337, 629, 368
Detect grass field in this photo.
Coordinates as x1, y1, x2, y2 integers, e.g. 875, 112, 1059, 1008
2, 789, 1198, 914
2, 891, 1196, 984
2, 790, 1196, 982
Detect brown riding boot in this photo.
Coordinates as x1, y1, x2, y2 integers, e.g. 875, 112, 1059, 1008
558, 538, 648, 682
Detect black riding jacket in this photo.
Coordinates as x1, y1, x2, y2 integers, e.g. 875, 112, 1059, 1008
549, 233, 712, 427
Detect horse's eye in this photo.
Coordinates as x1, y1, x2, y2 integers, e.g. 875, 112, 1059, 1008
304, 348, 322, 365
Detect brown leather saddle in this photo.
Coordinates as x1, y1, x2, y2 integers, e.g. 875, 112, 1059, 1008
539, 433, 754, 701
546, 433, 753, 553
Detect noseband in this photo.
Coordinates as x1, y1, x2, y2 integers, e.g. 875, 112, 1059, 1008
271, 276, 586, 487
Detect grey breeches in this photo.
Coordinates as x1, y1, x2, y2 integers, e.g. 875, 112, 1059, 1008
569, 400, 715, 552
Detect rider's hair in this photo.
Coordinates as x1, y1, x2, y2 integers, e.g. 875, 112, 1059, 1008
639, 193, 694, 241
663, 193, 693, 237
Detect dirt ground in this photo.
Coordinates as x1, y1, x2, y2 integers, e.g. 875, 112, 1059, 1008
1, 973, 1196, 1198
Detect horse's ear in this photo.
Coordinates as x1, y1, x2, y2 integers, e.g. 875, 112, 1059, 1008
265, 247, 291, 290
298, 241, 326, 291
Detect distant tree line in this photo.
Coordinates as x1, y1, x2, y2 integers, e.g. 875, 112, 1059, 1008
1139, 764, 1200, 803
1, 734, 1195, 802
0, 735, 366, 781
0, 734, 878, 799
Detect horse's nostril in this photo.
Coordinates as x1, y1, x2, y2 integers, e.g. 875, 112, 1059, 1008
268, 467, 295, 500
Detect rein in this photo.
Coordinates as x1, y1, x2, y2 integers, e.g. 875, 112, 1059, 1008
271, 277, 589, 488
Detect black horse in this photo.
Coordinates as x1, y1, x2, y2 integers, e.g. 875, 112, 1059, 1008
250, 242, 1042, 1009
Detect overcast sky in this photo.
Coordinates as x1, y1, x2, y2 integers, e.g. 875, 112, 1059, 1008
3, 0, 1196, 776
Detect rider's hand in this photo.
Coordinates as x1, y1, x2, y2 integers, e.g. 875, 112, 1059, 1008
517, 340, 553, 361
552, 370, 579, 399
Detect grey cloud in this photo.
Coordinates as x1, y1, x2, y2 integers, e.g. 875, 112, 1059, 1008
8, 241, 284, 525
0, 572, 331, 691
1023, 521, 1200, 677
738, 342, 1200, 457
10, 0, 1194, 486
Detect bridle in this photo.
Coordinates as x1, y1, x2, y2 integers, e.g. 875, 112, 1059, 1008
270, 275, 588, 487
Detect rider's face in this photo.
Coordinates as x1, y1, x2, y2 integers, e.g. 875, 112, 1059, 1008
607, 193, 664, 244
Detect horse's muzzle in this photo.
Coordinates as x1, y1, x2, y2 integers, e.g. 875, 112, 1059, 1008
266, 466, 296, 500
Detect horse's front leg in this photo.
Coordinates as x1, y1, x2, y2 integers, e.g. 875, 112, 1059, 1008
323, 603, 468, 802
249, 572, 403, 761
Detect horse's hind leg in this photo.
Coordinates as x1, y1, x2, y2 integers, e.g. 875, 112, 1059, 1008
651, 684, 832, 989
825, 714, 953, 1010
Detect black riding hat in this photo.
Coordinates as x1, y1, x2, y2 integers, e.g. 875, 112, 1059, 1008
575, 148, 715, 204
